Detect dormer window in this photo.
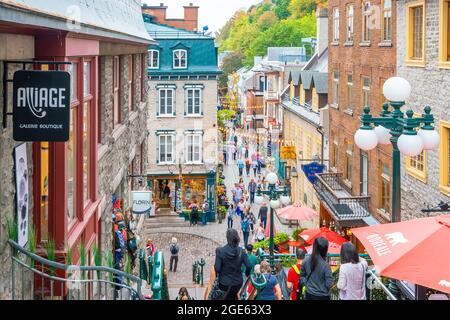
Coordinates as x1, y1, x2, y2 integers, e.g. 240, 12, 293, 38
148, 50, 159, 69
173, 49, 187, 69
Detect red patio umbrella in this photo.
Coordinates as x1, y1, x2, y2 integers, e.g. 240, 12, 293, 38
300, 227, 348, 246
305, 242, 342, 255
351, 215, 450, 294
276, 204, 318, 221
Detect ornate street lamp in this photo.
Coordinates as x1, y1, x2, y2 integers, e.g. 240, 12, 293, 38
354, 76, 439, 298
255, 171, 291, 272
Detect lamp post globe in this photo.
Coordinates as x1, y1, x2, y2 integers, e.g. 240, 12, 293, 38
397, 133, 424, 157
383, 76, 412, 102
418, 129, 440, 150
354, 128, 378, 151
270, 199, 281, 209
374, 125, 392, 145
254, 195, 264, 206
266, 172, 278, 185
280, 195, 291, 206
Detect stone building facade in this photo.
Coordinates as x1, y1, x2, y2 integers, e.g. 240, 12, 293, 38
144, 20, 220, 218
97, 53, 149, 260
397, 0, 450, 220
327, 0, 397, 226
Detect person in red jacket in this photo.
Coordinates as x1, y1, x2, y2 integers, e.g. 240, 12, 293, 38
287, 247, 306, 300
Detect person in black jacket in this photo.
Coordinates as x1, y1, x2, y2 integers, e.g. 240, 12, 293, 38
214, 229, 252, 300
299, 237, 333, 300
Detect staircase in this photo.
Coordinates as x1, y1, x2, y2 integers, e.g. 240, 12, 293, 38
145, 209, 189, 229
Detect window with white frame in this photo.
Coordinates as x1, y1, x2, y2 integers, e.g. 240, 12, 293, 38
158, 88, 174, 116
158, 134, 175, 164
362, 1, 372, 43
186, 88, 202, 115
347, 5, 354, 42
333, 8, 340, 42
173, 49, 187, 69
185, 133, 202, 163
148, 50, 159, 69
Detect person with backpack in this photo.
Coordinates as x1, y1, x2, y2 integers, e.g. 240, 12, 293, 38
337, 242, 368, 300
190, 201, 199, 226
248, 179, 257, 204
241, 215, 250, 248
299, 237, 333, 300
169, 237, 179, 272
214, 229, 253, 300
257, 261, 282, 300
226, 204, 235, 229
202, 200, 210, 226
287, 247, 306, 300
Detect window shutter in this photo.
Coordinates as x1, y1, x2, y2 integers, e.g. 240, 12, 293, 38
172, 133, 177, 164
184, 89, 187, 116
156, 135, 160, 164
156, 90, 160, 116
200, 89, 204, 116
173, 89, 176, 116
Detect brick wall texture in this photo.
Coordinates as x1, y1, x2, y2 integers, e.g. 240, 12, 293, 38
328, 0, 397, 223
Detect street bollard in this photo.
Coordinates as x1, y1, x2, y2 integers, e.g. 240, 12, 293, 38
199, 258, 205, 286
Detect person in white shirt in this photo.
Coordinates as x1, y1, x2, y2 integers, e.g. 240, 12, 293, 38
337, 242, 368, 300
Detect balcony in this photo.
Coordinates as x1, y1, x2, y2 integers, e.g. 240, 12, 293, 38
264, 90, 279, 101
313, 172, 375, 227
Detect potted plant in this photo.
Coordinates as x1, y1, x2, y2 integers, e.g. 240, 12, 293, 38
292, 227, 308, 244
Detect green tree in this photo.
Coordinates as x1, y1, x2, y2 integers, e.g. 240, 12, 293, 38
274, 0, 292, 20
257, 11, 278, 32
219, 51, 243, 91
218, 109, 236, 128
288, 0, 316, 18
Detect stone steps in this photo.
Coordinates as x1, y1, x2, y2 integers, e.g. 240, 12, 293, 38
145, 215, 190, 229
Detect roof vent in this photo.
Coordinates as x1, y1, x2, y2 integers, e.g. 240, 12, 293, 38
160, 3, 164, 6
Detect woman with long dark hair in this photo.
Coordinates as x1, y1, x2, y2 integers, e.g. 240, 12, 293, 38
299, 237, 333, 300
337, 242, 368, 300
214, 229, 253, 300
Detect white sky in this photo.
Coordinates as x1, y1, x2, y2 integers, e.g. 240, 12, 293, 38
141, 0, 262, 33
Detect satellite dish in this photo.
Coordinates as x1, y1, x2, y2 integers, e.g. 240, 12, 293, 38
203, 26, 209, 32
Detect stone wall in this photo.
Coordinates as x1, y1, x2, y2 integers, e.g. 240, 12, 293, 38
0, 34, 35, 299
397, 0, 450, 220
147, 79, 218, 173
97, 53, 148, 257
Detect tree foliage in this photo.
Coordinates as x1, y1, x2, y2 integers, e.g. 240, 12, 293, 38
219, 51, 243, 90
217, 0, 319, 68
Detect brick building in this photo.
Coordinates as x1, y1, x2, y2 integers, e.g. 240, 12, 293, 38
317, 0, 397, 239
142, 2, 199, 31
397, 0, 450, 220
0, 0, 152, 298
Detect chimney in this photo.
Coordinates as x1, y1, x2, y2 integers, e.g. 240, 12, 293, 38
142, 3, 167, 24
184, 3, 199, 31
316, 7, 328, 56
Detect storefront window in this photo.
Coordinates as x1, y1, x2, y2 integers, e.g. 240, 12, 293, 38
40, 142, 49, 241
83, 61, 91, 96
83, 101, 90, 204
182, 179, 206, 209
68, 63, 78, 101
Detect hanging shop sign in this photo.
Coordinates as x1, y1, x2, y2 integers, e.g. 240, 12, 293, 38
281, 146, 296, 160
13, 70, 70, 142
301, 162, 325, 184
131, 191, 153, 215
14, 143, 29, 247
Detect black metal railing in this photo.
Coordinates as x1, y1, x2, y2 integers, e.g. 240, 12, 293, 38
314, 173, 371, 220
